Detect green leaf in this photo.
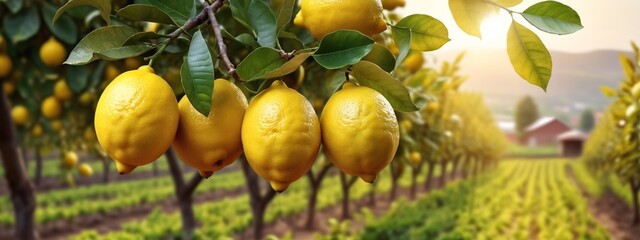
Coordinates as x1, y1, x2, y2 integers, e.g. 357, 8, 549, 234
182, 30, 215, 116
493, 0, 522, 7
448, 0, 497, 38
66, 26, 153, 65
392, 27, 411, 70
66, 65, 89, 93
260, 49, 315, 79
3, 7, 39, 44
139, 0, 193, 25
248, 0, 277, 48
41, 2, 77, 45
116, 4, 174, 25
123, 32, 165, 46
276, 0, 295, 34
237, 47, 287, 81
393, 14, 449, 51
351, 61, 419, 112
620, 53, 635, 82
313, 30, 374, 69
362, 43, 396, 72
522, 1, 583, 35
4, 0, 23, 14
54, 0, 111, 25
230, 0, 252, 30
507, 21, 552, 91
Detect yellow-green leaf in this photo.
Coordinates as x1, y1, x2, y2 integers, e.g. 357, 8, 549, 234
620, 53, 635, 82
600, 86, 618, 98
393, 14, 449, 51
493, 0, 522, 7
449, 0, 497, 38
507, 20, 551, 91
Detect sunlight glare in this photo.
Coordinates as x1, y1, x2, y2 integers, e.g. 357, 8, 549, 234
480, 14, 510, 48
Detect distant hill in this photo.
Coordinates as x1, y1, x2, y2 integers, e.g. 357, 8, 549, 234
429, 49, 629, 125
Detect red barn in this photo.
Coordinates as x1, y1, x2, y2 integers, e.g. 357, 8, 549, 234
524, 117, 571, 146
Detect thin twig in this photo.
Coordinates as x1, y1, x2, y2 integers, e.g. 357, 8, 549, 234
205, 0, 242, 82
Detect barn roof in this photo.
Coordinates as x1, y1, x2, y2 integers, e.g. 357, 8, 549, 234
525, 117, 558, 132
557, 130, 589, 141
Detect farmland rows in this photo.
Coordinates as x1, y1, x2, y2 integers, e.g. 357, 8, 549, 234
69, 164, 443, 239
359, 160, 610, 240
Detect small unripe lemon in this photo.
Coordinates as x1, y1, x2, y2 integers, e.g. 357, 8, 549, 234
39, 37, 67, 68
79, 92, 94, 106
0, 54, 12, 78
426, 101, 439, 113
403, 52, 424, 73
51, 120, 63, 133
63, 152, 79, 168
78, 163, 93, 176
3, 81, 16, 95
104, 64, 120, 82
400, 119, 412, 132
123, 58, 142, 70
54, 79, 73, 101
84, 127, 96, 141
11, 105, 29, 126
409, 151, 421, 167
41, 96, 62, 119
31, 124, 43, 137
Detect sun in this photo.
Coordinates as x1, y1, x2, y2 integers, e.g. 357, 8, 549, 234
480, 14, 510, 47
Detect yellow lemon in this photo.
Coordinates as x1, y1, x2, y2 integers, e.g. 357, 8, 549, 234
294, 0, 387, 40
0, 54, 12, 78
321, 82, 399, 183
78, 163, 94, 176
403, 52, 424, 73
381, 0, 405, 10
174, 79, 248, 178
3, 81, 15, 95
11, 105, 29, 126
123, 58, 143, 70
31, 124, 43, 137
104, 64, 120, 82
400, 119, 412, 133
409, 151, 421, 167
79, 92, 94, 106
95, 66, 179, 174
41, 96, 62, 119
281, 66, 305, 90
51, 120, 63, 133
39, 37, 67, 68
84, 127, 96, 141
426, 101, 439, 113
242, 80, 321, 192
54, 79, 73, 101
63, 151, 78, 168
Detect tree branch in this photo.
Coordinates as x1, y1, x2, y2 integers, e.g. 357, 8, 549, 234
205, 0, 241, 82
181, 172, 204, 196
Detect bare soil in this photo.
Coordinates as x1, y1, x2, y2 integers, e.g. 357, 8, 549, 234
566, 167, 640, 240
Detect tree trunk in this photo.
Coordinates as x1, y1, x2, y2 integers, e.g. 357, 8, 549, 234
339, 172, 357, 220
368, 180, 377, 207
240, 156, 277, 240
152, 161, 159, 176
22, 147, 28, 169
0, 88, 38, 239
424, 162, 434, 190
34, 146, 42, 186
305, 165, 331, 230
451, 157, 460, 181
439, 161, 448, 187
631, 180, 640, 225
102, 157, 110, 184
389, 171, 398, 201
166, 148, 202, 240
410, 167, 419, 199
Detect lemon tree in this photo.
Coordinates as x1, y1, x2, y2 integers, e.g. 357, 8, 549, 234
0, 0, 583, 239
583, 42, 640, 224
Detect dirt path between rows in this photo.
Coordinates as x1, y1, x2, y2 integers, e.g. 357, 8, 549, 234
236, 172, 464, 240
566, 166, 640, 240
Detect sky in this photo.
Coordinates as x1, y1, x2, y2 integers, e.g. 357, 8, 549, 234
397, 0, 640, 53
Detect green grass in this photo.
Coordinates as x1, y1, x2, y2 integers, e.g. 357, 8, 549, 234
507, 144, 559, 156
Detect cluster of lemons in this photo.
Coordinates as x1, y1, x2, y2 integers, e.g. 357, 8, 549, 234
95, 68, 399, 192
92, 0, 406, 191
